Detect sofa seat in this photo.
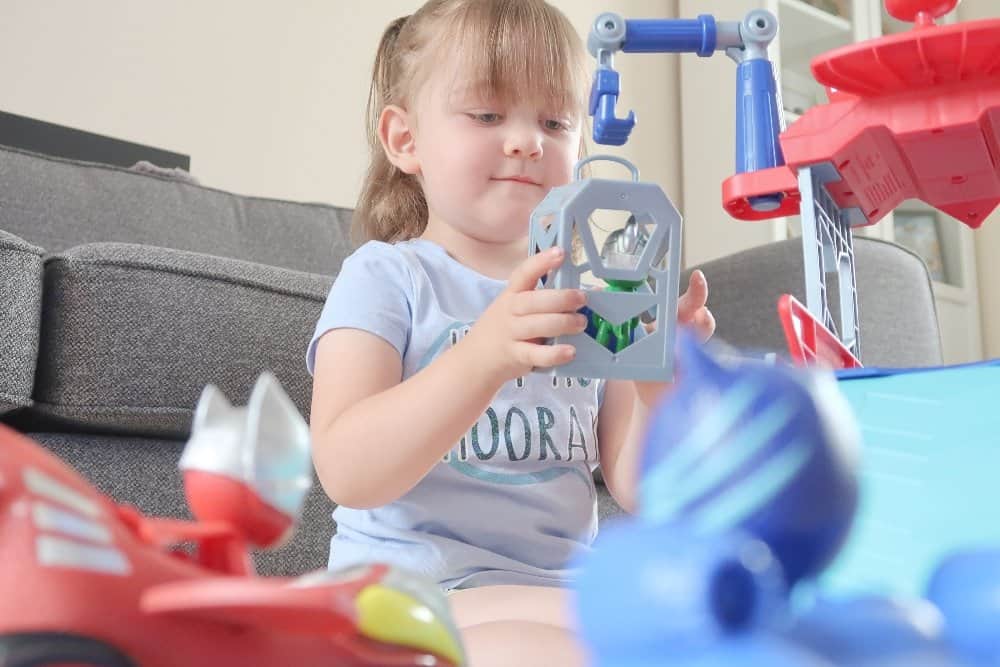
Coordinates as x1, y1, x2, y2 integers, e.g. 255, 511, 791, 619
32, 242, 333, 438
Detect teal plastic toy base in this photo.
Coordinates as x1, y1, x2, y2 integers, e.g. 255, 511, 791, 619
822, 360, 1000, 597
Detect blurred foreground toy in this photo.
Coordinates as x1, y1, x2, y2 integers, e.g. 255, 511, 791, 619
574, 519, 792, 666
574, 337, 1000, 666
573, 334, 859, 663
0, 373, 464, 667
639, 334, 860, 586
927, 549, 1000, 665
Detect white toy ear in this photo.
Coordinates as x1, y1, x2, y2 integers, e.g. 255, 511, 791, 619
191, 384, 231, 433
245, 373, 306, 445
181, 384, 236, 474
243, 372, 312, 517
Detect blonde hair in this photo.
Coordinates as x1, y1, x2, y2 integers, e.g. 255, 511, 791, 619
353, 0, 590, 244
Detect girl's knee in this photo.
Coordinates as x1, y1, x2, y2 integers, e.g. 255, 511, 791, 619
448, 584, 575, 630
460, 621, 586, 667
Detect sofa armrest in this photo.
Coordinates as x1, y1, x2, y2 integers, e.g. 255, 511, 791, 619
683, 237, 942, 367
0, 230, 44, 413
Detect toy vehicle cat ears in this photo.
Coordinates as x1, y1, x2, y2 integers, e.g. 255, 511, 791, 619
191, 372, 307, 441
243, 372, 311, 461
186, 372, 312, 510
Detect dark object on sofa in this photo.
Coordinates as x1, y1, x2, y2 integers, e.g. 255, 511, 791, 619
0, 144, 941, 575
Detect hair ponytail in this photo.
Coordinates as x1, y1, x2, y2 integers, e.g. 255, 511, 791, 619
352, 1, 588, 246
353, 15, 428, 243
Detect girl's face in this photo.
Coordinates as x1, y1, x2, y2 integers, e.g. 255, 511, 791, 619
411, 62, 583, 247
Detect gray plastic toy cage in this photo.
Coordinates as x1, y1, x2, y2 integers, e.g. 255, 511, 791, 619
528, 156, 682, 381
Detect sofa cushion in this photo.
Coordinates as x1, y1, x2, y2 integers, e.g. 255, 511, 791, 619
31, 432, 335, 577
0, 230, 44, 413
684, 236, 942, 367
0, 143, 352, 275
33, 242, 334, 438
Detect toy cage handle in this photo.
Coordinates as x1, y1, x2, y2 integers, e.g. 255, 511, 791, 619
575, 154, 640, 182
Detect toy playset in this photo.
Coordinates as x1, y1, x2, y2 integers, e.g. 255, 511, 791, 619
574, 335, 1000, 666
535, 0, 999, 374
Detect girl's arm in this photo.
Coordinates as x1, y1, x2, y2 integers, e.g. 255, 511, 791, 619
596, 380, 650, 513
310, 328, 501, 509
310, 246, 586, 510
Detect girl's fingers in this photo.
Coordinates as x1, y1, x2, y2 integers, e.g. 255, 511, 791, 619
511, 288, 586, 316
694, 307, 716, 342
513, 313, 589, 341
508, 247, 565, 293
515, 341, 577, 369
678, 270, 709, 322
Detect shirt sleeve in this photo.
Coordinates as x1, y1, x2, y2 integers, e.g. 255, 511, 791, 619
306, 241, 413, 375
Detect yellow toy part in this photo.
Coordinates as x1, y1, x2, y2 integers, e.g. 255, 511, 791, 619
356, 584, 466, 665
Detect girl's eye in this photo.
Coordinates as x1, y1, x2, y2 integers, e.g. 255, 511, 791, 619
544, 119, 569, 131
471, 113, 501, 123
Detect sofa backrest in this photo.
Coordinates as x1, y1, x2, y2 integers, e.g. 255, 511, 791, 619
685, 236, 943, 368
0, 143, 352, 275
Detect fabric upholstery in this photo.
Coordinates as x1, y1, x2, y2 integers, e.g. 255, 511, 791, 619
0, 230, 44, 412
683, 236, 942, 367
0, 143, 352, 275
33, 242, 333, 438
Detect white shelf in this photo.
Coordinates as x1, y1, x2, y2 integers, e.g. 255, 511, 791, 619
779, 0, 852, 34
933, 281, 968, 304
777, 0, 853, 56
776, 0, 856, 116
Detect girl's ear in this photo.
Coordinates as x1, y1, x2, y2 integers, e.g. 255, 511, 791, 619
378, 104, 420, 175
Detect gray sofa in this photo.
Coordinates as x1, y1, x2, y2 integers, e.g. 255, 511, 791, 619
0, 143, 942, 576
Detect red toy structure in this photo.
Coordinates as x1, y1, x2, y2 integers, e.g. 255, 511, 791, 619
588, 0, 998, 369
0, 421, 464, 667
726, 0, 1000, 228
724, 0, 1000, 368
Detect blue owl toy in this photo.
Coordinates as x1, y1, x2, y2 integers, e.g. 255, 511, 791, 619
638, 333, 861, 586
574, 334, 1000, 666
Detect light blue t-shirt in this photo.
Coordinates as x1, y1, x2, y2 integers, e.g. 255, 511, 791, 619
307, 238, 603, 590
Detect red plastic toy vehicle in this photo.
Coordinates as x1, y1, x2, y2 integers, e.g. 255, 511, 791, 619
0, 375, 465, 667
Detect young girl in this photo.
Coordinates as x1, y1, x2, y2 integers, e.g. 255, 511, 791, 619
308, 1, 714, 664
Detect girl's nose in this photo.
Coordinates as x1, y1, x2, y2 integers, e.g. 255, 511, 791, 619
503, 126, 543, 159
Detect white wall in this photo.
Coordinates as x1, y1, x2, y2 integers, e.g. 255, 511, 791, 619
0, 0, 681, 214
958, 0, 1000, 358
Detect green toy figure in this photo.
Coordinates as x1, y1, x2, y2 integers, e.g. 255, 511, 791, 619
592, 278, 644, 352
591, 215, 648, 352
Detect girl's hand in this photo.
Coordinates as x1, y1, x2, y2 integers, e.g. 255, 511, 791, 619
677, 270, 715, 342
463, 247, 588, 385
634, 270, 715, 406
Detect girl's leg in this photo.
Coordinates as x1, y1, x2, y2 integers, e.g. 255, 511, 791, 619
460, 620, 588, 667
447, 585, 588, 666
447, 584, 577, 630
